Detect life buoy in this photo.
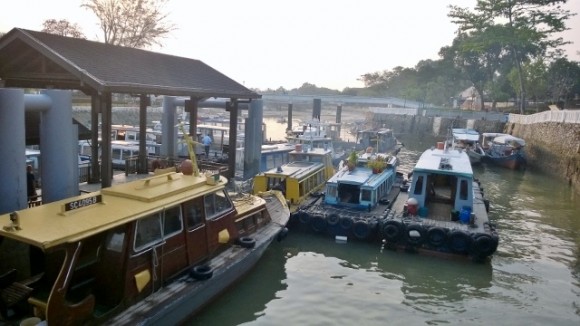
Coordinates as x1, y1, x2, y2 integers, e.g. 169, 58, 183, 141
352, 220, 371, 240
327, 214, 340, 226
427, 227, 447, 248
339, 216, 353, 230
381, 220, 404, 243
238, 236, 256, 249
448, 230, 472, 253
298, 211, 311, 224
471, 233, 498, 257
190, 265, 213, 280
311, 214, 327, 233
405, 224, 425, 246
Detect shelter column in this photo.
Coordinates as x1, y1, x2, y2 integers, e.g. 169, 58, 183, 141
227, 99, 239, 180
101, 92, 113, 188
39, 90, 78, 203
161, 96, 177, 159
243, 99, 263, 180
0, 89, 27, 213
287, 102, 293, 132
138, 94, 150, 174
89, 95, 101, 183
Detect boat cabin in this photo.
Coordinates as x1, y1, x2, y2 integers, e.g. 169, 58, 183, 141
0, 172, 270, 324
253, 147, 334, 208
324, 153, 397, 210
408, 148, 474, 217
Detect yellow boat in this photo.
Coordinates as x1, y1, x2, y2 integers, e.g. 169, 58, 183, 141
0, 171, 289, 325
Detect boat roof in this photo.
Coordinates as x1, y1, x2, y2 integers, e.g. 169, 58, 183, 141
452, 128, 480, 142
328, 164, 395, 187
0, 172, 227, 250
414, 148, 473, 178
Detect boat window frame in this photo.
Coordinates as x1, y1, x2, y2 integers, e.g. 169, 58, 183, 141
204, 189, 234, 220
134, 213, 163, 252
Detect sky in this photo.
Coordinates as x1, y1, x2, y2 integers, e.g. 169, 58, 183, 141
1, 0, 579, 91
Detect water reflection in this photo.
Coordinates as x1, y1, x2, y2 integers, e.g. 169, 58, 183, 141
189, 134, 580, 325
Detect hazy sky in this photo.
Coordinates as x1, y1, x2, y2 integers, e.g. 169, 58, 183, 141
1, 0, 579, 90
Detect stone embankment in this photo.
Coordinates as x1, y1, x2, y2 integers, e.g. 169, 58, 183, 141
367, 111, 580, 194
508, 121, 580, 191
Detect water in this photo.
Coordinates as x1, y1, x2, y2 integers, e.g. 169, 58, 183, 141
188, 135, 580, 325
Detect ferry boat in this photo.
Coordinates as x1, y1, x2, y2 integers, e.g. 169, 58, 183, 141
252, 146, 335, 211
0, 171, 289, 325
481, 132, 527, 170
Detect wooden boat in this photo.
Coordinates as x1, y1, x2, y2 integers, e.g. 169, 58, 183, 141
252, 147, 335, 211
0, 171, 289, 325
452, 128, 485, 165
481, 132, 526, 170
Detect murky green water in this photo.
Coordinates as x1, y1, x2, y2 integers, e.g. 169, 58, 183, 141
188, 135, 580, 325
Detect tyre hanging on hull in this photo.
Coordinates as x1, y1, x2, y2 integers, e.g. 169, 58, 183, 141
470, 233, 498, 258
405, 224, 426, 246
426, 227, 448, 248
448, 230, 472, 254
311, 214, 327, 233
381, 220, 404, 243
352, 220, 372, 240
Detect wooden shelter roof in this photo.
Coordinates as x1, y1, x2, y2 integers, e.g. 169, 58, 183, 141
0, 28, 260, 99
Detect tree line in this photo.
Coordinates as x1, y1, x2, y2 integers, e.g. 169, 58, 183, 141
7, 0, 580, 113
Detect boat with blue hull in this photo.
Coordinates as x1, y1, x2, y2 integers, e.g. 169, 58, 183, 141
481, 132, 526, 170
291, 143, 498, 262
290, 149, 404, 242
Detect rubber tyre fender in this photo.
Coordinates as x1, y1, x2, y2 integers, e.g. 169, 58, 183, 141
352, 220, 371, 240
326, 214, 340, 226
426, 227, 448, 248
339, 216, 354, 231
190, 265, 213, 280
471, 233, 498, 257
238, 236, 256, 249
448, 230, 473, 253
298, 211, 311, 224
311, 214, 327, 233
405, 224, 426, 246
381, 220, 404, 243
277, 227, 289, 242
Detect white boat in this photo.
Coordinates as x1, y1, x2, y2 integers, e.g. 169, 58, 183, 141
452, 128, 486, 165
286, 118, 345, 165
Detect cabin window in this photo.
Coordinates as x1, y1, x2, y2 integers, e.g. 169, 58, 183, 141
105, 230, 125, 253
163, 205, 183, 237
204, 190, 233, 219
361, 189, 372, 202
327, 185, 337, 198
460, 179, 468, 200
183, 199, 204, 229
134, 214, 163, 251
414, 176, 424, 195
122, 149, 136, 160
112, 148, 121, 159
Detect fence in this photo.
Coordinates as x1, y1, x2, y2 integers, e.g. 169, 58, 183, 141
508, 110, 580, 124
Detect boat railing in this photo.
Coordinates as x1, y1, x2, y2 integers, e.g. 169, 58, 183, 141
124, 155, 229, 176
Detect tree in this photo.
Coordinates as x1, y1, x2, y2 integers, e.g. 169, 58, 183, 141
546, 58, 580, 108
449, 0, 574, 114
42, 19, 86, 38
82, 0, 175, 48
